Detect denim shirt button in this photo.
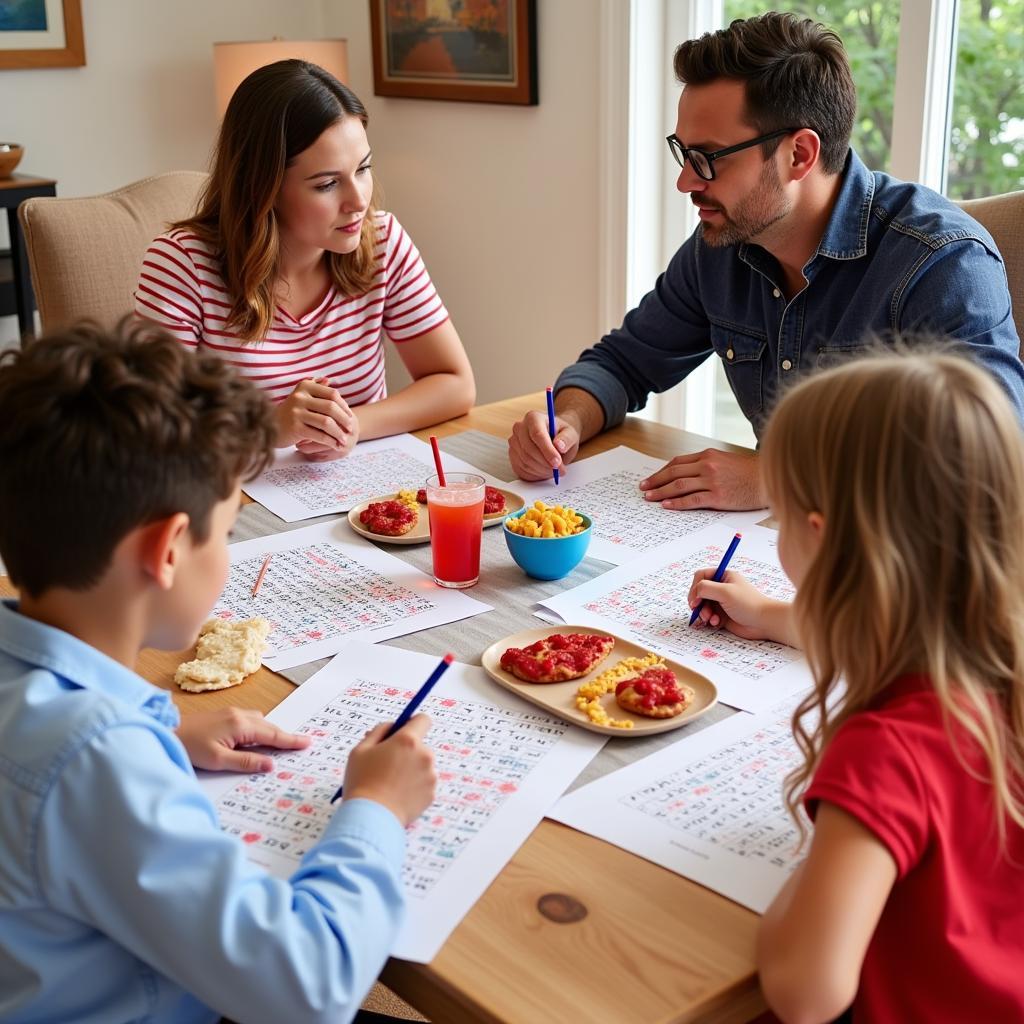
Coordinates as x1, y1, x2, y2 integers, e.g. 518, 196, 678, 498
782, 359, 793, 371
726, 348, 735, 360
772, 288, 781, 298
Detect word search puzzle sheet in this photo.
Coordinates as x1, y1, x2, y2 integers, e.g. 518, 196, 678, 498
215, 520, 490, 670
244, 433, 502, 522
514, 446, 763, 564
550, 693, 808, 913
200, 643, 606, 962
538, 524, 812, 712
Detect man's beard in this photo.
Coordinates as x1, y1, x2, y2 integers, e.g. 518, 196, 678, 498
698, 158, 790, 248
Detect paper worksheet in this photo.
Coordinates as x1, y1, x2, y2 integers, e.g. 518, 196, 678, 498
200, 642, 606, 963
549, 693, 808, 913
214, 520, 491, 670
244, 433, 505, 522
514, 446, 764, 564
536, 523, 813, 713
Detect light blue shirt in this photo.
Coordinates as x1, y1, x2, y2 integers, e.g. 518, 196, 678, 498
0, 601, 407, 1024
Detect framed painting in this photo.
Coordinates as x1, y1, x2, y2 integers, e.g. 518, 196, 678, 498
0, 0, 85, 69
369, 0, 537, 106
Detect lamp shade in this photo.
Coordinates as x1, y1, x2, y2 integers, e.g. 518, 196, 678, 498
213, 39, 349, 116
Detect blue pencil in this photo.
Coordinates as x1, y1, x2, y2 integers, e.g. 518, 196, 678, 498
545, 386, 559, 486
329, 653, 455, 804
688, 532, 742, 626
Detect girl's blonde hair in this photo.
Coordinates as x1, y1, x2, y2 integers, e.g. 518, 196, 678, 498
761, 347, 1024, 844
173, 60, 381, 342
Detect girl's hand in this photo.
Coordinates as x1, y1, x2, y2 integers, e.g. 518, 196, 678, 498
275, 378, 357, 451
175, 708, 311, 773
687, 569, 782, 640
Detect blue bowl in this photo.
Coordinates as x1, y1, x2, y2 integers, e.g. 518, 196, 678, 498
503, 511, 593, 581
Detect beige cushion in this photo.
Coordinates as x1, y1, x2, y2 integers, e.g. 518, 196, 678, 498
957, 190, 1024, 353
18, 171, 208, 332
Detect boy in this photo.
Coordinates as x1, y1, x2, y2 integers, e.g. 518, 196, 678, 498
0, 320, 436, 1024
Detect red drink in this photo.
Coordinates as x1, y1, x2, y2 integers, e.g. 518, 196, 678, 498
426, 473, 485, 588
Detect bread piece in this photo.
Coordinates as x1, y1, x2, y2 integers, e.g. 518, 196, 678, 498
614, 665, 694, 719
500, 633, 614, 683
175, 617, 271, 692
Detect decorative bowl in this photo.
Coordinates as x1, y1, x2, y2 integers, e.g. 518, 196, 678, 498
503, 511, 593, 581
0, 144, 24, 178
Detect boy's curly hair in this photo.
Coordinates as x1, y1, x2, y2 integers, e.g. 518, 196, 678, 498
0, 318, 276, 597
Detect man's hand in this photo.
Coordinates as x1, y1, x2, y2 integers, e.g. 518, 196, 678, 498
175, 708, 311, 773
275, 378, 357, 452
508, 409, 581, 481
639, 449, 764, 510
343, 715, 437, 826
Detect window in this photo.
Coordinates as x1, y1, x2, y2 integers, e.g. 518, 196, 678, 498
724, 1, 900, 172
946, 0, 1024, 199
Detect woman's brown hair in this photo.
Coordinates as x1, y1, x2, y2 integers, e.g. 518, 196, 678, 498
174, 59, 380, 341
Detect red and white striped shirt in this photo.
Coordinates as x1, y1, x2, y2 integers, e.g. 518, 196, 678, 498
134, 211, 449, 406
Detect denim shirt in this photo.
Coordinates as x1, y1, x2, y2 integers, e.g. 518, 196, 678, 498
0, 601, 406, 1024
557, 150, 1024, 438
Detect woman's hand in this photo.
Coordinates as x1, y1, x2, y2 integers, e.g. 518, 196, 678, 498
275, 378, 357, 453
175, 708, 311, 773
687, 569, 796, 645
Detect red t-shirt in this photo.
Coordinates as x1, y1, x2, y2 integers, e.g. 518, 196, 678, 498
805, 675, 1024, 1023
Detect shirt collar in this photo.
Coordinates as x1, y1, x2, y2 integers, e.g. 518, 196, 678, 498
0, 599, 179, 726
814, 148, 874, 260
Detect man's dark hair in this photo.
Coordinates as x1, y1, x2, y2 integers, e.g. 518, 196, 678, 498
674, 12, 856, 175
0, 319, 276, 597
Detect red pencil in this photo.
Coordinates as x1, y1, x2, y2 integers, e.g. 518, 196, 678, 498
251, 553, 273, 597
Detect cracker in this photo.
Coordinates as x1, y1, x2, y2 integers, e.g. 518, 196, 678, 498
174, 617, 271, 692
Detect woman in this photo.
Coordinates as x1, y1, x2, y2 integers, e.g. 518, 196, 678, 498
136, 60, 475, 460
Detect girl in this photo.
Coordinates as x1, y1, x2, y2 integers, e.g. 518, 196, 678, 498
688, 351, 1024, 1023
135, 60, 475, 461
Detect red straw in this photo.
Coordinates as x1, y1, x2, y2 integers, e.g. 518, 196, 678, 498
429, 435, 447, 487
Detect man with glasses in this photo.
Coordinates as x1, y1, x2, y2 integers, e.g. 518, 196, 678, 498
508, 12, 1024, 510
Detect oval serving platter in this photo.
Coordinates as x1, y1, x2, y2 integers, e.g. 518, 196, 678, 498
481, 624, 718, 736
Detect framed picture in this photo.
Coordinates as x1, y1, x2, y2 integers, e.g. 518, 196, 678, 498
0, 0, 85, 69
369, 0, 537, 106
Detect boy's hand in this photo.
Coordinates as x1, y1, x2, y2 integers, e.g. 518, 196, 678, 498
343, 715, 437, 826
176, 708, 311, 773
276, 378, 357, 451
687, 569, 779, 640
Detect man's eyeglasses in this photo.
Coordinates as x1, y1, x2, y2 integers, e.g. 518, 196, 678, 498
665, 128, 798, 181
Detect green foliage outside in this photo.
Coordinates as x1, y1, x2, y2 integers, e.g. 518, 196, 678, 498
723, 1, 1023, 198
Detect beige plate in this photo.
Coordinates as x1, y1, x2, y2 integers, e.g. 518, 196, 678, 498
347, 488, 526, 546
481, 624, 718, 737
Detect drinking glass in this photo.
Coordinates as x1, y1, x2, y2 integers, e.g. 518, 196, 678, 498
425, 472, 485, 588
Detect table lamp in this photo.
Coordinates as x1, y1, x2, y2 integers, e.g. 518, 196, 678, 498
213, 39, 349, 116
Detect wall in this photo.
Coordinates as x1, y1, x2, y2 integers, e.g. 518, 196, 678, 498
321, 1, 604, 403
0, 0, 607, 407
0, 0, 326, 343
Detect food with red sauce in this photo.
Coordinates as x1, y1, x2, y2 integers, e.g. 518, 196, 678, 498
615, 666, 694, 718
359, 499, 418, 536
500, 632, 614, 684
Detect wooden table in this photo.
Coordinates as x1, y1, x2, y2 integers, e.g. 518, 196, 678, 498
2, 395, 766, 1024
0, 173, 57, 341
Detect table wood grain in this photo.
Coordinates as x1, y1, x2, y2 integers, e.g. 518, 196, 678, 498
0, 395, 764, 1024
